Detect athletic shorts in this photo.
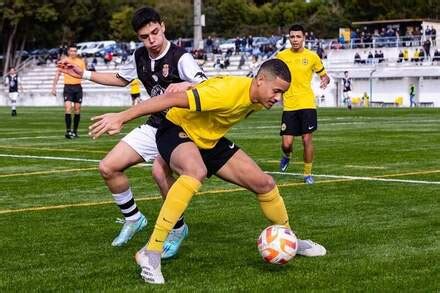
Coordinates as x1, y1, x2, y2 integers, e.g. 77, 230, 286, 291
280, 109, 317, 136
121, 124, 159, 162
9, 92, 18, 101
156, 119, 240, 178
63, 84, 83, 103
131, 93, 140, 100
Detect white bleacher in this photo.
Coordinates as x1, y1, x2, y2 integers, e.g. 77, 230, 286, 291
322, 46, 440, 107
0, 55, 253, 107
1, 49, 439, 108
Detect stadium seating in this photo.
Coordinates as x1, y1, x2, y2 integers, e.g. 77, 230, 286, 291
0, 54, 253, 107
1, 47, 439, 107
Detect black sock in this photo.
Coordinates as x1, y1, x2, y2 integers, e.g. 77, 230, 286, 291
65, 113, 72, 131
173, 215, 185, 229
73, 114, 80, 133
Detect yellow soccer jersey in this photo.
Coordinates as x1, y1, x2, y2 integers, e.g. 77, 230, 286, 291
276, 48, 326, 110
130, 78, 141, 94
166, 76, 263, 149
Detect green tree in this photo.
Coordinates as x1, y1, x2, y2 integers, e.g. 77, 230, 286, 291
1, 0, 58, 75
110, 6, 136, 41
156, 0, 193, 39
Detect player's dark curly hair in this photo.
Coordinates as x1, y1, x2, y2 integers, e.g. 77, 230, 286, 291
289, 24, 305, 34
132, 6, 161, 33
257, 59, 291, 83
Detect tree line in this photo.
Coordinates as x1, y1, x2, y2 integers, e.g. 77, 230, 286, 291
1, 0, 439, 75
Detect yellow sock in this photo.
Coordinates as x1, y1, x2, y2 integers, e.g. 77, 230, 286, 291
304, 162, 313, 176
146, 175, 201, 252
257, 185, 290, 228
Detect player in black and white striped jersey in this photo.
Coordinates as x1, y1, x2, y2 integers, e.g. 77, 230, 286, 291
57, 7, 206, 258
4, 67, 22, 116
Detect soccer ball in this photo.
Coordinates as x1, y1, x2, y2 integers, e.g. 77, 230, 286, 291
257, 225, 298, 264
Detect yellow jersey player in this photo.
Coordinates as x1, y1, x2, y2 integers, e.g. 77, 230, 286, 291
276, 24, 330, 184
130, 78, 142, 105
89, 59, 327, 284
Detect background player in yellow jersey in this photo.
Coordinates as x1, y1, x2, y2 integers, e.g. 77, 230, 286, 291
276, 24, 330, 184
89, 59, 327, 284
130, 78, 142, 105
52, 44, 86, 139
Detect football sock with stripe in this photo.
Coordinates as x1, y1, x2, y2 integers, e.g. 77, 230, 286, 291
112, 188, 141, 221
147, 175, 201, 252
173, 215, 185, 229
257, 185, 290, 228
282, 152, 291, 159
304, 162, 313, 176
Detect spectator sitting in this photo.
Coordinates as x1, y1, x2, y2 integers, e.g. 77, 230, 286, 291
223, 57, 230, 69
238, 54, 245, 70
214, 57, 222, 70
397, 50, 404, 63
225, 48, 233, 58
367, 51, 374, 64
403, 48, 409, 62
246, 55, 258, 77
411, 48, 420, 63
354, 52, 365, 64
432, 49, 440, 63
378, 50, 385, 63
374, 50, 380, 63
418, 48, 425, 64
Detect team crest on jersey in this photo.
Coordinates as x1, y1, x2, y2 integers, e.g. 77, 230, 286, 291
178, 132, 188, 139
151, 84, 165, 97
281, 123, 287, 131
302, 58, 308, 65
162, 64, 169, 78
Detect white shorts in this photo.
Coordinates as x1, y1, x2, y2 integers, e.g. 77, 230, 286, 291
9, 92, 18, 101
121, 124, 159, 162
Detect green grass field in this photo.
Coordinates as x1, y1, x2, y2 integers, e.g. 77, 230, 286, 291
0, 106, 439, 291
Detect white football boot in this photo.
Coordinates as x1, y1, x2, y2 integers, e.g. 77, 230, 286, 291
135, 248, 165, 284
296, 239, 327, 257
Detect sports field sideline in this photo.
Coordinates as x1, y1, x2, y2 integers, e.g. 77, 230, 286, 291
0, 106, 439, 291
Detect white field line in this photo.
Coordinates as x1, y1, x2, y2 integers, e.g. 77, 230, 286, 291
0, 153, 437, 185
0, 132, 129, 138
1, 168, 439, 214
0, 153, 152, 166
0, 136, 62, 140
345, 165, 387, 170
268, 171, 440, 185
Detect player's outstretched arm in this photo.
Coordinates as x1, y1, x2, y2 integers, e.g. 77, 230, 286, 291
57, 60, 128, 87
320, 74, 330, 89
89, 91, 189, 139
164, 81, 195, 93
